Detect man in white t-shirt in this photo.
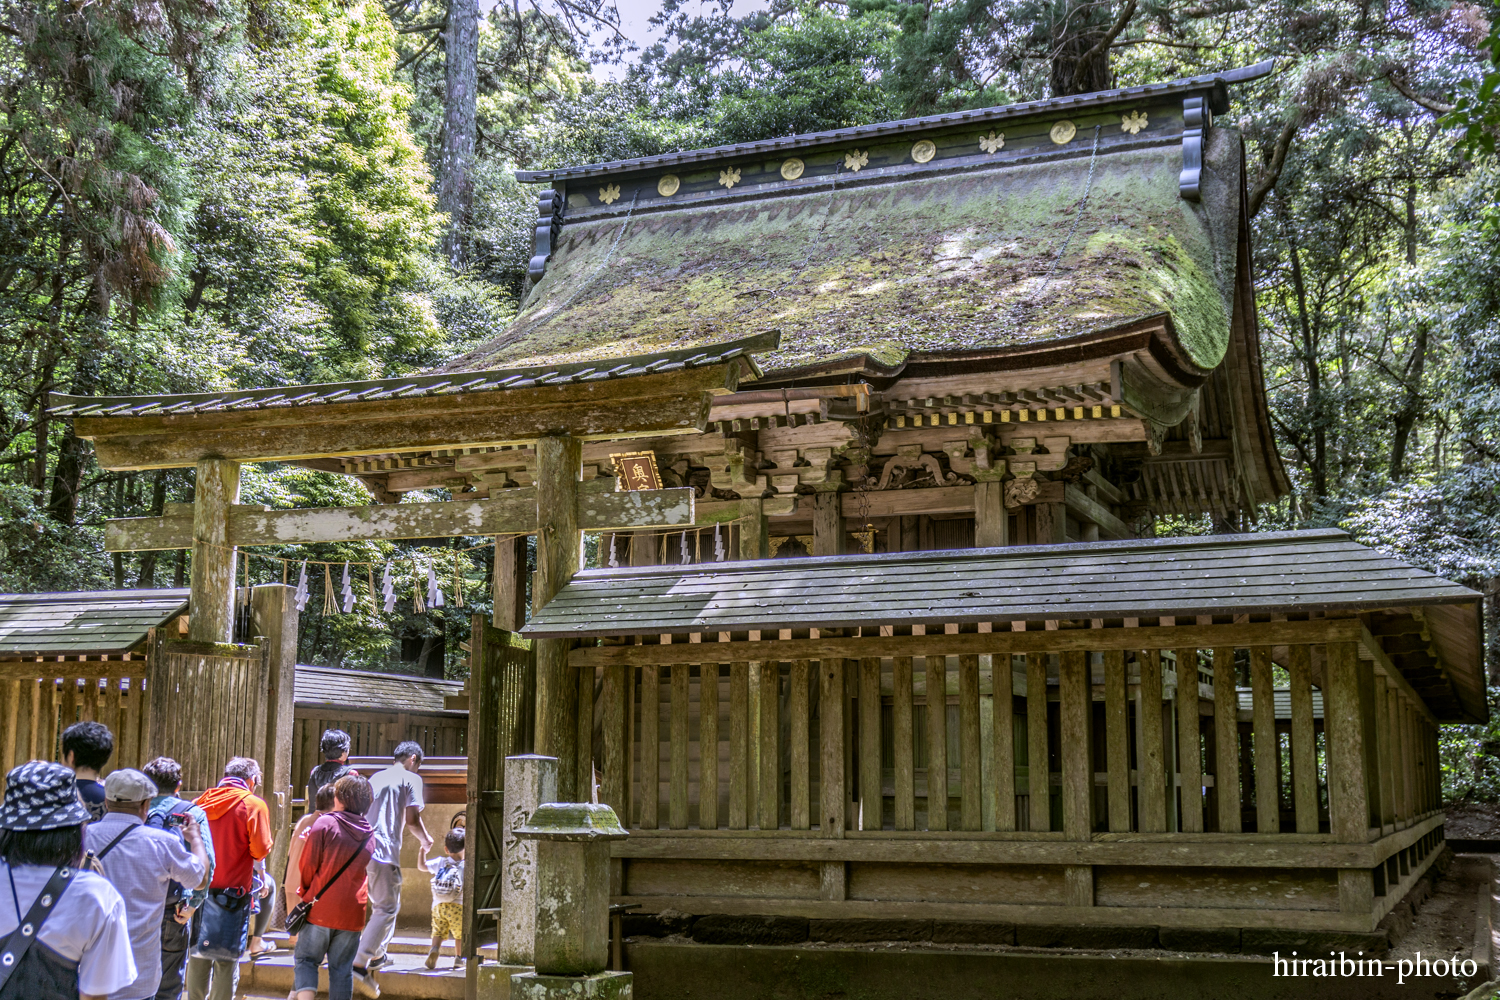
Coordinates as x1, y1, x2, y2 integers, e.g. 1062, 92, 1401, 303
351, 742, 432, 998
85, 769, 209, 1000
0, 760, 136, 1000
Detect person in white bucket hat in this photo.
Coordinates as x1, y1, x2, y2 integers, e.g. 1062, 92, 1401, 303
0, 760, 135, 1000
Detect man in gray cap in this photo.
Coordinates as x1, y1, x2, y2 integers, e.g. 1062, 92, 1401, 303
85, 769, 208, 1000
0, 760, 136, 1000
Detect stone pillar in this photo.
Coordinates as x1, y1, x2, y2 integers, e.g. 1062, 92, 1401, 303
511, 803, 632, 1000
498, 755, 558, 966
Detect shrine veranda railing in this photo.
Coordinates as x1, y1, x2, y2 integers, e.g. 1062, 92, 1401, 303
569, 618, 1446, 931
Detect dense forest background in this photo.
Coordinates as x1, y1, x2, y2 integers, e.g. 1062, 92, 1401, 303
2, 0, 1499, 792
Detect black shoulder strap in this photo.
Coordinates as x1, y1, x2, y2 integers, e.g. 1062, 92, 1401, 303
96, 824, 135, 860
0, 866, 75, 995
307, 833, 372, 905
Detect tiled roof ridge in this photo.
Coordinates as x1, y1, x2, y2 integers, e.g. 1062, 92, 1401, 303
515, 60, 1273, 184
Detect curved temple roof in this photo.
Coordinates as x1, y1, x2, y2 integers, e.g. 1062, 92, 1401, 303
442, 62, 1271, 382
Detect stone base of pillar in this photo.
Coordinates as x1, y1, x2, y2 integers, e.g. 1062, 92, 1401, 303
476, 962, 533, 998
510, 970, 633, 1000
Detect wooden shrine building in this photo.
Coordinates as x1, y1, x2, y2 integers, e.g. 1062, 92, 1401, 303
47, 58, 1487, 956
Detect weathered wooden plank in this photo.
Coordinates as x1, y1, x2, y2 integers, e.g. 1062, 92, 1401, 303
700, 663, 720, 831
670, 663, 690, 830
819, 658, 845, 838
602, 664, 628, 816
993, 657, 1017, 833
1175, 648, 1203, 833
0, 678, 19, 778
607, 812, 1446, 870
1250, 646, 1279, 835
1399, 700, 1414, 822
1374, 676, 1395, 829
812, 494, 843, 557
842, 484, 976, 519
1103, 649, 1129, 832
958, 654, 982, 832
577, 663, 595, 807
789, 660, 811, 830
729, 661, 749, 830
108, 484, 696, 551
1325, 641, 1369, 842
697, 496, 796, 526
569, 620, 1366, 666
926, 654, 949, 832
1288, 645, 1318, 834
82, 366, 735, 471
640, 664, 660, 830
893, 657, 915, 832
1059, 650, 1093, 841
737, 499, 768, 560
858, 658, 882, 832
1212, 647, 1239, 833
1137, 650, 1166, 834
1026, 652, 1050, 834
757, 662, 780, 830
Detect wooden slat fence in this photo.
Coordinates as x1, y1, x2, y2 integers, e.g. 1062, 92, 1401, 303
149, 638, 269, 793
576, 620, 1442, 844
0, 658, 152, 782
291, 708, 469, 796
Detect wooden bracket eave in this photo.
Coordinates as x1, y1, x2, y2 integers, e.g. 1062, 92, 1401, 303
80, 372, 728, 470
105, 484, 697, 551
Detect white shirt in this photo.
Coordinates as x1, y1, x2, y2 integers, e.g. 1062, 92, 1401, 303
85, 813, 206, 1000
364, 763, 424, 866
0, 860, 136, 997
426, 855, 462, 903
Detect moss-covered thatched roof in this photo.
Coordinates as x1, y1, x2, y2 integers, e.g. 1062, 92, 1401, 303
442, 93, 1249, 381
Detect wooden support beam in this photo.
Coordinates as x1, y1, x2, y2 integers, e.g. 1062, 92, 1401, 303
1326, 640, 1371, 843
819, 658, 846, 837
78, 365, 740, 471
534, 435, 582, 801
1175, 648, 1203, 833
107, 483, 696, 551
737, 498, 769, 560
493, 536, 528, 632
993, 654, 1017, 832
252, 584, 298, 875
973, 482, 1008, 547
1059, 650, 1093, 841
1063, 485, 1131, 540
1212, 647, 1239, 833
1103, 650, 1129, 833
190, 459, 240, 644
1288, 644, 1318, 834
1035, 502, 1066, 544
569, 619, 1369, 667
1250, 646, 1278, 834
812, 492, 843, 557
926, 653, 948, 831
1137, 650, 1166, 833
1026, 653, 1049, 833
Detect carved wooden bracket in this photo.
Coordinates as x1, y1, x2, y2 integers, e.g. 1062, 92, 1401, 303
1179, 97, 1208, 201
527, 189, 565, 282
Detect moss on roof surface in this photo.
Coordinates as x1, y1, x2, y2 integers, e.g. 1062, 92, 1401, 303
456, 134, 1242, 376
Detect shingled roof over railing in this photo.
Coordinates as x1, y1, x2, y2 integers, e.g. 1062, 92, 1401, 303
47, 333, 772, 419
526, 530, 1486, 721
0, 589, 188, 657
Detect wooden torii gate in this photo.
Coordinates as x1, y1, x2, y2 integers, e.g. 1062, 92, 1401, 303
61, 343, 760, 806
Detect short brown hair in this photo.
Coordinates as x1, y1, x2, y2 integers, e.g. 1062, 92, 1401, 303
314, 783, 338, 813
333, 774, 372, 815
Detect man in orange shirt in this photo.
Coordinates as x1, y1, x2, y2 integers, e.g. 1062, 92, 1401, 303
187, 757, 273, 1000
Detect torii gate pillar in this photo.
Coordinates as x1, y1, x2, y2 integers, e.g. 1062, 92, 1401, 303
190, 458, 241, 643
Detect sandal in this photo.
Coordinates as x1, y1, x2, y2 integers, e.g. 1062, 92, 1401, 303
247, 943, 279, 960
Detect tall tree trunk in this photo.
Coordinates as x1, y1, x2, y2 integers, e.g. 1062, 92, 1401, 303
1389, 181, 1426, 478
46, 358, 96, 524
439, 0, 478, 268
1287, 240, 1326, 497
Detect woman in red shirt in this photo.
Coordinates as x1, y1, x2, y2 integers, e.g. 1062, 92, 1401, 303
294, 775, 374, 1000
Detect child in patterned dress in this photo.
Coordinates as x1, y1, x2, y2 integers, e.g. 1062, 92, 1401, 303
426, 826, 465, 969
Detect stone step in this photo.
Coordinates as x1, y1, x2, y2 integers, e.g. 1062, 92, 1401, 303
240, 951, 471, 1000
259, 930, 499, 959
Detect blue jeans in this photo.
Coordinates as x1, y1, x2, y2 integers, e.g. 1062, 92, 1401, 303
294, 922, 361, 1000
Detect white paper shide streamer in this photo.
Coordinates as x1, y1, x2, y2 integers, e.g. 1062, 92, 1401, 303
293, 561, 310, 611
340, 562, 354, 614
381, 561, 396, 613
713, 524, 725, 562
426, 559, 445, 608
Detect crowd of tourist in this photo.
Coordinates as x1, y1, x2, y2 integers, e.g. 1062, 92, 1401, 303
0, 724, 459, 1000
